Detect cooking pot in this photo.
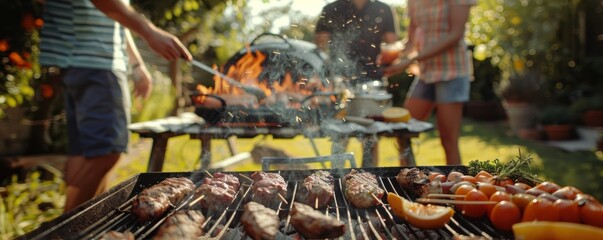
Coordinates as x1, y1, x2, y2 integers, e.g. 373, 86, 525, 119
346, 80, 392, 118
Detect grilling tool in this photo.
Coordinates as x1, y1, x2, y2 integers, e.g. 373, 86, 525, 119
191, 59, 267, 100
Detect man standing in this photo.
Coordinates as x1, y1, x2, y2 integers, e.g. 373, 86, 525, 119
315, 0, 398, 82
39, 0, 191, 212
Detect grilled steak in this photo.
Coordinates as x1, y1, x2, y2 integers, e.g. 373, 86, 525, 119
194, 172, 240, 213
100, 231, 134, 240
241, 201, 279, 240
153, 210, 205, 240
251, 172, 287, 207
342, 169, 385, 208
131, 177, 195, 221
396, 168, 441, 197
296, 170, 334, 209
290, 202, 345, 239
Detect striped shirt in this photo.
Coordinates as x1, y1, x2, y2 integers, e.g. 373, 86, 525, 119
409, 0, 476, 83
39, 0, 128, 71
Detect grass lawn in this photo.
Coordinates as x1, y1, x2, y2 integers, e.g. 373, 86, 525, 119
110, 118, 603, 200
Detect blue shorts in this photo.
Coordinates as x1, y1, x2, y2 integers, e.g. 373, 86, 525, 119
408, 76, 471, 103
63, 68, 130, 157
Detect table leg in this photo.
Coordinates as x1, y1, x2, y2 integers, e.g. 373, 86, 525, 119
361, 134, 379, 168
227, 136, 238, 155
147, 136, 168, 172
331, 134, 349, 155
200, 135, 212, 169
397, 136, 416, 166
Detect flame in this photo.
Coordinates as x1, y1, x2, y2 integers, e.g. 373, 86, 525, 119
196, 46, 330, 107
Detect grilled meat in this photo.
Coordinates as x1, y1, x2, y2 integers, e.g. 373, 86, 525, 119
296, 170, 334, 209
251, 172, 288, 207
100, 231, 134, 240
152, 210, 205, 240
241, 201, 279, 240
342, 169, 385, 208
290, 202, 345, 239
131, 177, 195, 221
194, 172, 240, 213
396, 168, 442, 197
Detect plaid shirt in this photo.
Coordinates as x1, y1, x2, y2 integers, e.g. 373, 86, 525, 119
409, 0, 476, 83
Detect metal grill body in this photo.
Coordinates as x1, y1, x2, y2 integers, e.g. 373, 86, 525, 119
21, 167, 514, 240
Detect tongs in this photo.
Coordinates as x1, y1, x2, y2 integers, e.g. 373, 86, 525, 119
190, 59, 267, 101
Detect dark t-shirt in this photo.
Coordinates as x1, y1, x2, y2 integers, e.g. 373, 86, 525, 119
316, 0, 396, 80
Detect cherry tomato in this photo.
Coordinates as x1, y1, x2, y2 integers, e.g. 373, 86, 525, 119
552, 186, 582, 200
533, 181, 561, 194
490, 176, 514, 187
476, 182, 497, 199
461, 175, 478, 184
475, 170, 493, 179
463, 189, 488, 218
489, 201, 521, 231
580, 202, 603, 228
514, 182, 532, 190
428, 172, 443, 181
574, 193, 601, 205
455, 185, 476, 211
488, 191, 511, 217
447, 171, 464, 183
553, 199, 580, 223
522, 198, 559, 222
511, 193, 536, 212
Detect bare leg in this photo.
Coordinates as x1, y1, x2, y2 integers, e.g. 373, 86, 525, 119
64, 153, 120, 212
435, 103, 464, 165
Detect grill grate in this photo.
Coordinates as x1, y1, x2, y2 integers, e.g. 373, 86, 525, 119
22, 167, 514, 240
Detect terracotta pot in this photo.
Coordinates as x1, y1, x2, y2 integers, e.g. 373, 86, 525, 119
543, 124, 576, 141
465, 100, 506, 121
583, 110, 603, 127
518, 128, 544, 140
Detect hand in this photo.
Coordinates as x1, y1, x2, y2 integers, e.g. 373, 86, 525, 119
132, 64, 152, 99
383, 58, 413, 77
142, 26, 192, 61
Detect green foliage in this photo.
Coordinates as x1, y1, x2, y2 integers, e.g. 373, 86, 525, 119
498, 70, 543, 102
468, 151, 541, 186
0, 168, 64, 239
571, 96, 603, 115
539, 105, 576, 125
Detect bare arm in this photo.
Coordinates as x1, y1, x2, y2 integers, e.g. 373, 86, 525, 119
90, 0, 192, 61
126, 30, 152, 98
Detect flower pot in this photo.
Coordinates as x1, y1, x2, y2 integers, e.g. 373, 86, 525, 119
465, 100, 506, 121
543, 124, 576, 141
503, 101, 537, 135
518, 128, 544, 141
583, 110, 603, 127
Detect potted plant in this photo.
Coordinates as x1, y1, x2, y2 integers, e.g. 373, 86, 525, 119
465, 57, 506, 121
539, 106, 577, 141
498, 71, 543, 135
571, 96, 603, 127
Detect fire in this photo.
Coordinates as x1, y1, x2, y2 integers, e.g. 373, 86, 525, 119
196, 47, 329, 108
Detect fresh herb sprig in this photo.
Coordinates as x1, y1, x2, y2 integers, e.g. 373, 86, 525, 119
468, 150, 541, 186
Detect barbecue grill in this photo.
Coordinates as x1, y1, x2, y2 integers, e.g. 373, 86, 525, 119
22, 166, 514, 240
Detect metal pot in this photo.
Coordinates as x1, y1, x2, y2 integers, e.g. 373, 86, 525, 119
346, 92, 392, 117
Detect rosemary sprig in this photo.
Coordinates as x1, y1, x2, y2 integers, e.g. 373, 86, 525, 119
468, 150, 541, 186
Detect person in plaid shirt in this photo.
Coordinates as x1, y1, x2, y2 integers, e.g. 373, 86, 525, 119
384, 0, 476, 165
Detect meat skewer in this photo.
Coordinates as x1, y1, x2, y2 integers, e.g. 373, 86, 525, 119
250, 172, 288, 207
152, 210, 206, 240
290, 202, 346, 239
131, 177, 196, 221
396, 168, 443, 198
342, 169, 385, 208
192, 172, 241, 213
296, 170, 334, 209
241, 201, 280, 240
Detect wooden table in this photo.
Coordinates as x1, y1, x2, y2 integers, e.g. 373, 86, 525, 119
129, 113, 433, 172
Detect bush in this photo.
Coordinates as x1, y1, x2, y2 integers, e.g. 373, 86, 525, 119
539, 106, 576, 125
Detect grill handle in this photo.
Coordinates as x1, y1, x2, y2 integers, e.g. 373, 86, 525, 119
261, 152, 356, 170
250, 33, 292, 48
